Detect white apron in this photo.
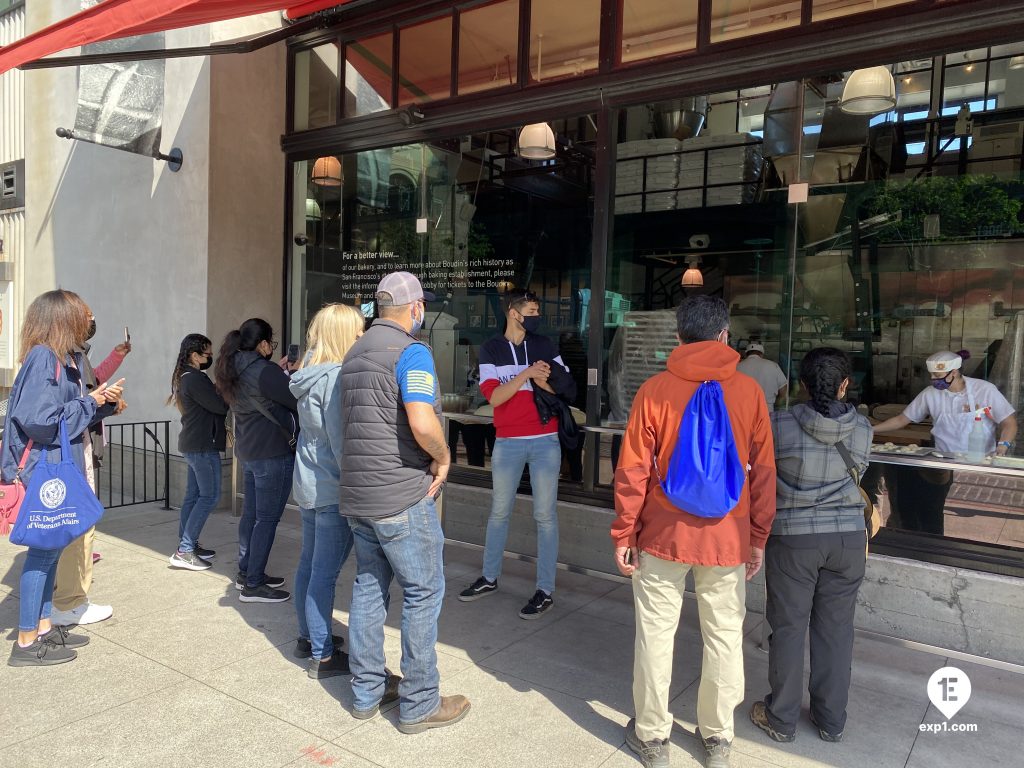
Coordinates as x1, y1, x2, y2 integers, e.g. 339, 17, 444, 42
931, 380, 995, 454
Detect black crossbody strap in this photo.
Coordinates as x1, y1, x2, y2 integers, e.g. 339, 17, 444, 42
235, 388, 295, 448
834, 441, 860, 485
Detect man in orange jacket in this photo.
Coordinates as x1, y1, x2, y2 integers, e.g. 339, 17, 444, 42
611, 295, 776, 768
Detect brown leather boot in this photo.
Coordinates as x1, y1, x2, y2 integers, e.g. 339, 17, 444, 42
397, 695, 471, 734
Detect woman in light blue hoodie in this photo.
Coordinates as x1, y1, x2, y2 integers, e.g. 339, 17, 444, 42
289, 303, 364, 679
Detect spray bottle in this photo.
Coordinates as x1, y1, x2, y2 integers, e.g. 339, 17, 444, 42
967, 407, 991, 462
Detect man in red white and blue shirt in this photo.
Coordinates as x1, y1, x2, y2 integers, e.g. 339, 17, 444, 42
458, 290, 569, 619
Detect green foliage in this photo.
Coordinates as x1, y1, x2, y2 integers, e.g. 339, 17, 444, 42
864, 175, 1024, 241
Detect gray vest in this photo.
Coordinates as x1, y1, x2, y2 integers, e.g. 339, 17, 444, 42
339, 319, 442, 519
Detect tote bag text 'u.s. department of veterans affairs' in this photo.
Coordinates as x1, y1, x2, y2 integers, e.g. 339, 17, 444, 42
9, 418, 105, 550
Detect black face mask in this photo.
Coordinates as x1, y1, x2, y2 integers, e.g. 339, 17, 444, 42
198, 358, 213, 371
520, 315, 542, 334
86, 320, 97, 340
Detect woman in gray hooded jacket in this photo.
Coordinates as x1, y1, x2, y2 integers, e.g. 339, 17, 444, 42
289, 303, 364, 679
750, 347, 872, 746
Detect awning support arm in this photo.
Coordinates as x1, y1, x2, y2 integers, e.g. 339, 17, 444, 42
56, 127, 184, 172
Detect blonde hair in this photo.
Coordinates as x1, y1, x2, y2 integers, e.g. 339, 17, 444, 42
19, 289, 91, 363
302, 303, 364, 367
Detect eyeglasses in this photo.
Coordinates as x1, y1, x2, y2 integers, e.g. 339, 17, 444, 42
267, 341, 279, 352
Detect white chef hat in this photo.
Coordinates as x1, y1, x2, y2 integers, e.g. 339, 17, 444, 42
926, 350, 962, 374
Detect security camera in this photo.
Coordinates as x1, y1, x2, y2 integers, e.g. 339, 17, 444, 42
689, 234, 710, 249
294, 234, 309, 246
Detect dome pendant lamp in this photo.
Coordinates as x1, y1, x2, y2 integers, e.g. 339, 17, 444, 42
311, 155, 343, 186
518, 123, 556, 160
681, 257, 703, 288
839, 66, 897, 115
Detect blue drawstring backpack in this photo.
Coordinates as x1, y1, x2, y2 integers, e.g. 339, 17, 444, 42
656, 380, 746, 518
9, 418, 105, 550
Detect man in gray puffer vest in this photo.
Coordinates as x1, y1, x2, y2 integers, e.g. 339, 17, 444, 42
340, 271, 470, 733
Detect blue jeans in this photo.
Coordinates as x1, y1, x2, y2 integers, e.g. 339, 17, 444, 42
295, 504, 353, 658
19, 546, 63, 631
483, 434, 561, 594
238, 454, 295, 589
346, 496, 445, 725
178, 451, 222, 552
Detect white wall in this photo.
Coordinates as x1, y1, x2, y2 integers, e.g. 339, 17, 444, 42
24, 2, 286, 447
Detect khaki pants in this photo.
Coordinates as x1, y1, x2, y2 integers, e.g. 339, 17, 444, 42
632, 551, 746, 743
53, 525, 96, 611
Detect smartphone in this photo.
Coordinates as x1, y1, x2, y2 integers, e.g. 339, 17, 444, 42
124, 326, 130, 344
287, 344, 300, 364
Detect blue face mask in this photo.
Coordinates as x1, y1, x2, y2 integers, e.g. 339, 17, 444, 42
932, 374, 953, 390
411, 305, 424, 335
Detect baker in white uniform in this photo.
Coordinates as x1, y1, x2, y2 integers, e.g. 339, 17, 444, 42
872, 350, 1018, 534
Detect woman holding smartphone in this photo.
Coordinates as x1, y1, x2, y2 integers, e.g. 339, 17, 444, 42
214, 318, 298, 604
167, 333, 228, 570
4, 290, 123, 666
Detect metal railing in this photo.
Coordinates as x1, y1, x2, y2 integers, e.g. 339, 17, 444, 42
99, 421, 170, 510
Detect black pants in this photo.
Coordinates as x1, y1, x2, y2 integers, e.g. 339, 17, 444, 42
884, 466, 952, 535
764, 531, 866, 737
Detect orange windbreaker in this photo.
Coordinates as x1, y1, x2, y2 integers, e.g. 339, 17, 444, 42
611, 341, 776, 567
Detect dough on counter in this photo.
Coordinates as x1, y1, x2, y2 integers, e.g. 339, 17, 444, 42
908, 444, 919, 450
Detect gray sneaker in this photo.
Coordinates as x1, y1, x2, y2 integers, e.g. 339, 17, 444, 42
625, 718, 669, 768
699, 731, 731, 768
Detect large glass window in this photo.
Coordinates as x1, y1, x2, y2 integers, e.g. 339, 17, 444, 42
604, 61, 1024, 553
345, 32, 393, 116
529, 0, 601, 82
293, 43, 340, 131
619, 0, 698, 65
812, 0, 913, 23
292, 120, 595, 476
458, 0, 519, 95
399, 16, 454, 105
710, 0, 799, 44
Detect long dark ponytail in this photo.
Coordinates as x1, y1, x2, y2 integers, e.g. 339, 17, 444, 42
167, 333, 212, 409
799, 347, 852, 416
213, 318, 273, 404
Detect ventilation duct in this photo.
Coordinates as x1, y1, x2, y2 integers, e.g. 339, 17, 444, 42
652, 97, 707, 140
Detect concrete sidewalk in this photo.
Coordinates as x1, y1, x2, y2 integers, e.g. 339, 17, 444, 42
1, 503, 1020, 768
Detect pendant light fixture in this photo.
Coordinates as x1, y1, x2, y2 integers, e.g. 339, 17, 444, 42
305, 198, 321, 219
311, 155, 342, 186
681, 257, 703, 288
518, 123, 556, 160
1009, 55, 1024, 70
839, 66, 896, 115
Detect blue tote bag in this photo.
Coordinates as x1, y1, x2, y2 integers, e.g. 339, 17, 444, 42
656, 380, 746, 519
9, 418, 105, 550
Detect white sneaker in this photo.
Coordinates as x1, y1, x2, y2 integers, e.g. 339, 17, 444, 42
50, 601, 113, 626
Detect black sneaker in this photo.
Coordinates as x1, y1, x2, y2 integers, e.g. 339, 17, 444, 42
519, 590, 553, 620
239, 584, 291, 603
194, 544, 216, 561
750, 701, 795, 743
352, 671, 402, 720
458, 576, 497, 602
307, 649, 350, 679
625, 717, 669, 768
294, 634, 345, 659
169, 550, 213, 571
41, 625, 91, 649
8, 636, 77, 667
235, 572, 286, 591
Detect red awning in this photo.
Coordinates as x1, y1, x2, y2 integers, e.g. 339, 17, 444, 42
0, 0, 352, 75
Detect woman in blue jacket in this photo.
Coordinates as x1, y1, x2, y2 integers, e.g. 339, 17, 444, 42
288, 303, 363, 679
4, 290, 122, 667
214, 318, 298, 604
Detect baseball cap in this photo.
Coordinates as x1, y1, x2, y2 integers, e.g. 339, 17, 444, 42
375, 271, 435, 305
926, 350, 962, 374
746, 342, 765, 355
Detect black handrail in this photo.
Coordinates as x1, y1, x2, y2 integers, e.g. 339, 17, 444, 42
99, 421, 171, 510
